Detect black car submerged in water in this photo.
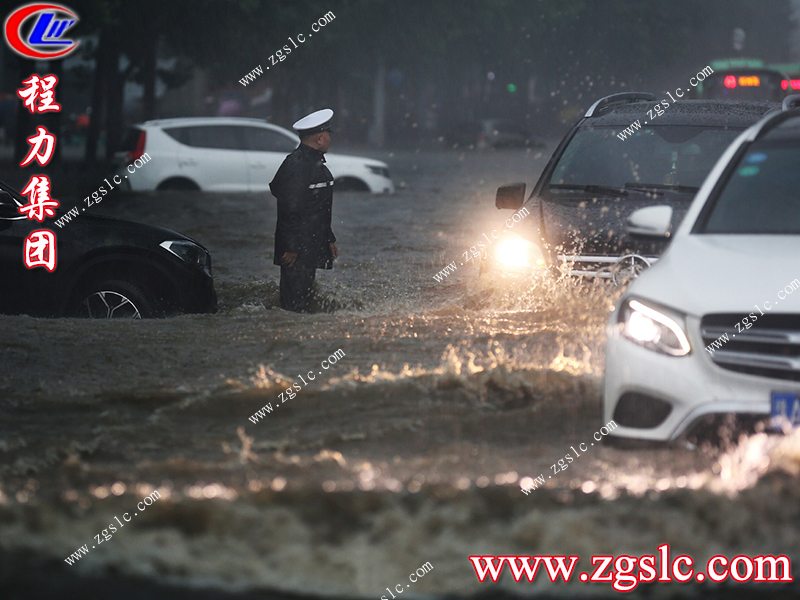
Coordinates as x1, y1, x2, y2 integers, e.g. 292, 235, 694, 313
488, 94, 778, 283
0, 179, 217, 318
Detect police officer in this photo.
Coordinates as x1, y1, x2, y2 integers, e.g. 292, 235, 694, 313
269, 109, 338, 312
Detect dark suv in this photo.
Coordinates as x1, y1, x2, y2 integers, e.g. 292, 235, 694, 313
0, 179, 217, 318
488, 93, 777, 283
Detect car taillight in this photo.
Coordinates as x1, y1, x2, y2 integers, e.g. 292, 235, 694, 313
128, 131, 146, 162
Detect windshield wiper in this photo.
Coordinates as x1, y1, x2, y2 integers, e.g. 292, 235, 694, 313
624, 183, 699, 194
549, 184, 628, 197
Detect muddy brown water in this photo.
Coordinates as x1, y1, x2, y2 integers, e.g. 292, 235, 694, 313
1, 147, 798, 598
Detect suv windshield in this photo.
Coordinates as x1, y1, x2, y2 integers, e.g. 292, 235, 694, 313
701, 140, 800, 234
549, 125, 742, 192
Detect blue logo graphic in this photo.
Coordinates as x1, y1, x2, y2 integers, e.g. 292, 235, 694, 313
29, 11, 75, 45
4, 4, 80, 60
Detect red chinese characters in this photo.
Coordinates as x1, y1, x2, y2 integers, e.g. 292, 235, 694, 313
20, 126, 56, 167
17, 74, 61, 113
19, 175, 58, 221
24, 230, 57, 271
18, 75, 61, 270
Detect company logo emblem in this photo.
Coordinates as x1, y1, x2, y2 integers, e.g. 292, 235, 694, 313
610, 254, 652, 286
4, 3, 79, 60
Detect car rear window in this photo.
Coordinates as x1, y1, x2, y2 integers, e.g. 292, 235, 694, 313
163, 126, 246, 150
701, 71, 786, 102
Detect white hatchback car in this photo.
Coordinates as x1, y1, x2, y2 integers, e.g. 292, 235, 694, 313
604, 101, 800, 443
116, 117, 394, 193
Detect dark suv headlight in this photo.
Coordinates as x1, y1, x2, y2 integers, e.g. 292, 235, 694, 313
494, 233, 545, 270
160, 240, 212, 277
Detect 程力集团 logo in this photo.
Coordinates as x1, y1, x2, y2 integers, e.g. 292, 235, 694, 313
4, 3, 79, 60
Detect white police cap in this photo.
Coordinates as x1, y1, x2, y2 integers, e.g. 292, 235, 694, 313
292, 108, 334, 136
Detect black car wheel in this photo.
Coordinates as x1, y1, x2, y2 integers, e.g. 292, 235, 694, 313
157, 177, 200, 191
334, 177, 370, 192
68, 279, 157, 319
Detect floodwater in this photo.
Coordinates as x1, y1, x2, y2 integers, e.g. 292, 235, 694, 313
0, 147, 798, 598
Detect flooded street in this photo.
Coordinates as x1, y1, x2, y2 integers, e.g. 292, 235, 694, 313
1, 147, 798, 598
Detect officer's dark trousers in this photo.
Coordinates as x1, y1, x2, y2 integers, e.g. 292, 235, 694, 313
280, 264, 316, 312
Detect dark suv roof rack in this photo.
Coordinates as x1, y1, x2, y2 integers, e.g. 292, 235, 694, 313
584, 93, 656, 118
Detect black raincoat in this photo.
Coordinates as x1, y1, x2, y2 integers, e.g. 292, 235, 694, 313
269, 143, 336, 269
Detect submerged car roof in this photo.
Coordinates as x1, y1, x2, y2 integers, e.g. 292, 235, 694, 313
584, 99, 778, 128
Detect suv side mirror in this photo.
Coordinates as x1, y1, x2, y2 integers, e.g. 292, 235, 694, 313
495, 182, 526, 210
627, 205, 673, 238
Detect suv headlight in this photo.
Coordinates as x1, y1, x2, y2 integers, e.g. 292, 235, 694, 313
494, 234, 545, 269
618, 298, 690, 356
160, 240, 212, 277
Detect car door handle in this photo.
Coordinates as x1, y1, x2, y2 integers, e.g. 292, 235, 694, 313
178, 159, 197, 167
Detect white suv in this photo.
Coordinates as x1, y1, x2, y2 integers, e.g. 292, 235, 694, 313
116, 117, 394, 193
604, 99, 800, 443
